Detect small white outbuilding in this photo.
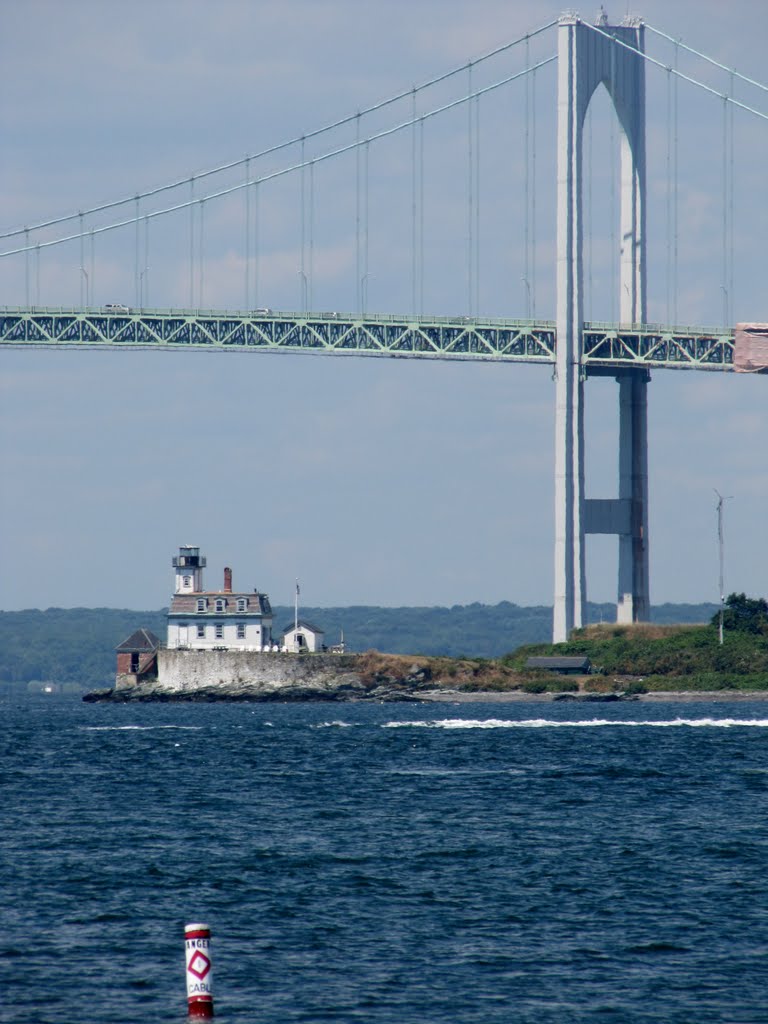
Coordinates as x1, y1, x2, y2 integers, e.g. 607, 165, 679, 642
281, 620, 326, 653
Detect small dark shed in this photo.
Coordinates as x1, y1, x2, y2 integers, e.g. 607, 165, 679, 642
116, 628, 160, 676
525, 656, 591, 675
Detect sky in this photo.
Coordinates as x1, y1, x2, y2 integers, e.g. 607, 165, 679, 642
0, 0, 766, 616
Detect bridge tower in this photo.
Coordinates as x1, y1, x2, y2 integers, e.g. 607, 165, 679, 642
554, 12, 648, 643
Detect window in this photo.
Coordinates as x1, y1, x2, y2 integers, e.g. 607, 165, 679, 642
236, 623, 246, 640
197, 598, 207, 613
183, 575, 191, 588
215, 623, 224, 640
196, 624, 205, 639
237, 598, 248, 612
215, 598, 227, 612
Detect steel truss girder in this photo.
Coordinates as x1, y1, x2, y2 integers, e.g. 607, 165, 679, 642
583, 324, 734, 370
0, 309, 556, 362
0, 308, 735, 370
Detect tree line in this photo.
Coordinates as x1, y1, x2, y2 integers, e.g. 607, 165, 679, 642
0, 600, 719, 691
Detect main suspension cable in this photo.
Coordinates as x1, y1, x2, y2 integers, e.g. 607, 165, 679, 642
645, 24, 768, 94
583, 20, 768, 121
0, 20, 559, 242
0, 55, 557, 260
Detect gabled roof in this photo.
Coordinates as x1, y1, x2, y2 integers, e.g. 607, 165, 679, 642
115, 628, 161, 653
282, 620, 325, 635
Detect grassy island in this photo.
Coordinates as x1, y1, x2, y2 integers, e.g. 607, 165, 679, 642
358, 594, 768, 697
462, 593, 768, 695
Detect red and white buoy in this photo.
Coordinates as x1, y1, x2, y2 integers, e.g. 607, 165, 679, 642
185, 922, 214, 1018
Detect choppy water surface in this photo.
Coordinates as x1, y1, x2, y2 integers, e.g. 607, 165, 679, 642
3, 697, 768, 1023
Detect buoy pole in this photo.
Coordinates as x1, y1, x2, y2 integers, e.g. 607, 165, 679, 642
185, 922, 214, 1018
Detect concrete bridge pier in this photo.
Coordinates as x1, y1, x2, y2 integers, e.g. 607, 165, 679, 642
553, 12, 648, 643
583, 367, 650, 626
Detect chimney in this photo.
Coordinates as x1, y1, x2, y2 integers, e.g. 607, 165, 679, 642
223, 567, 232, 593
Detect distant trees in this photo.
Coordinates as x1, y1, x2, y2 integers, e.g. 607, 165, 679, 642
0, 600, 723, 690
713, 593, 768, 635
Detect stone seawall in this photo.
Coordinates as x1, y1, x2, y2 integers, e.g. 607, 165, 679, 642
87, 650, 429, 702
83, 649, 488, 703
160, 649, 365, 697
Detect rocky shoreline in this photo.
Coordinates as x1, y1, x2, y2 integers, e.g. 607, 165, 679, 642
417, 689, 768, 702
83, 685, 768, 703
83, 646, 768, 704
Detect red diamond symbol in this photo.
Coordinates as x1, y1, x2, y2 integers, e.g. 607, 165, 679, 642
188, 951, 211, 979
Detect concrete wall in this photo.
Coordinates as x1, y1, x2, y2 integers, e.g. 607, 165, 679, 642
115, 649, 364, 699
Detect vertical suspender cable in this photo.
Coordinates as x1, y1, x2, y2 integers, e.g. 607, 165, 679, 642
189, 176, 195, 308
356, 113, 361, 310
309, 160, 314, 310
467, 62, 473, 317
142, 217, 149, 308
587, 93, 593, 317
419, 116, 425, 315
79, 213, 84, 306
363, 140, 370, 314
609, 116, 616, 322
90, 230, 96, 309
728, 71, 735, 326
253, 180, 260, 309
665, 67, 672, 324
198, 199, 205, 308
134, 197, 140, 308
35, 244, 40, 306
672, 41, 679, 325
411, 88, 417, 316
524, 37, 530, 317
721, 94, 728, 326
24, 229, 29, 307
609, 45, 616, 324
474, 92, 481, 315
245, 157, 251, 309
300, 137, 306, 311
531, 64, 537, 320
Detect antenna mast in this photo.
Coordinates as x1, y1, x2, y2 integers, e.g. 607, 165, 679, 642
714, 490, 731, 646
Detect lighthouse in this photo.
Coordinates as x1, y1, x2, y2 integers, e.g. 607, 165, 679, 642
167, 545, 274, 651
172, 545, 207, 594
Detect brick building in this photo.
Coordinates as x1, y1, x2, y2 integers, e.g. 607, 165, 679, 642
115, 628, 160, 682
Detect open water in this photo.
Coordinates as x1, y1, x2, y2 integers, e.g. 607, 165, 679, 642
3, 696, 768, 1023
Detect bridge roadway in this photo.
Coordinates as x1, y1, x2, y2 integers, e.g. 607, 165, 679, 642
0, 307, 735, 371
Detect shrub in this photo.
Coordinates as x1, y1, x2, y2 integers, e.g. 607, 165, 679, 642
622, 680, 648, 695
549, 679, 580, 692
522, 680, 548, 694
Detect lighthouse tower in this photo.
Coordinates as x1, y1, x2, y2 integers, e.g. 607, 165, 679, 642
172, 545, 206, 594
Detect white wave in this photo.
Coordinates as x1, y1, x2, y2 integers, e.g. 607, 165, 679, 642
81, 725, 204, 731
312, 721, 355, 729
384, 717, 768, 730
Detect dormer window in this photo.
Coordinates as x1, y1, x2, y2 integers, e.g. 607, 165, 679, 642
197, 598, 208, 613
215, 598, 227, 613
237, 598, 248, 612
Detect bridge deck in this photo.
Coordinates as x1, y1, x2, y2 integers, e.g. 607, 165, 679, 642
0, 308, 735, 370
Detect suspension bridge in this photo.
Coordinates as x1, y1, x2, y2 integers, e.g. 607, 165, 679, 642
1, 11, 765, 641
